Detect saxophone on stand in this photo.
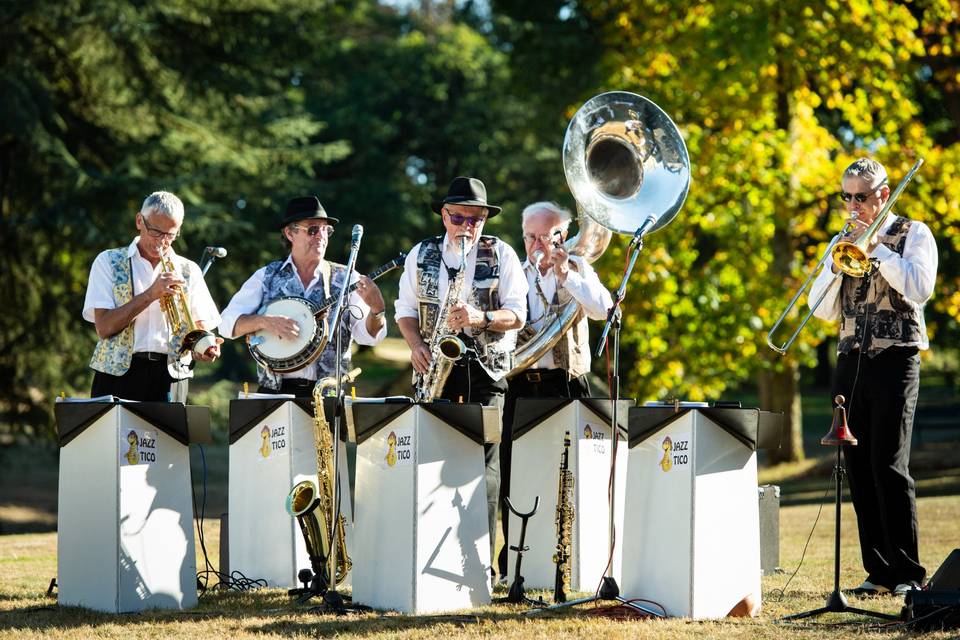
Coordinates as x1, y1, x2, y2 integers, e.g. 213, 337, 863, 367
414, 236, 468, 402
285, 371, 358, 594
553, 430, 575, 603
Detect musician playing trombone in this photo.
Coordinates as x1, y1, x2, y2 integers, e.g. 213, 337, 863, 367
83, 191, 222, 402
496, 201, 613, 582
219, 196, 387, 397
808, 158, 938, 596
395, 176, 527, 585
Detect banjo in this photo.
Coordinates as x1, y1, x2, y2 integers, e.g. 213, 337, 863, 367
248, 252, 406, 373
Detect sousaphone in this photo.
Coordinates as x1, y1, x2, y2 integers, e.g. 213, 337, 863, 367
509, 91, 690, 375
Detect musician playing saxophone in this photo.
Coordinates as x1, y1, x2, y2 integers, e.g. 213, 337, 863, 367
395, 177, 527, 586
219, 196, 386, 397
83, 191, 222, 402
497, 201, 612, 581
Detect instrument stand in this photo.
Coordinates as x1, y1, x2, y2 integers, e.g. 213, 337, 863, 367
782, 445, 897, 622
527, 227, 663, 619
497, 497, 547, 607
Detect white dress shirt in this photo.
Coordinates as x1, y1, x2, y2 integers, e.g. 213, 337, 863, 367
809, 213, 938, 349
219, 255, 387, 381
524, 254, 613, 369
83, 237, 221, 353
395, 232, 528, 342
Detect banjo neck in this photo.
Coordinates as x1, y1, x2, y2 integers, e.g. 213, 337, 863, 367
313, 252, 406, 316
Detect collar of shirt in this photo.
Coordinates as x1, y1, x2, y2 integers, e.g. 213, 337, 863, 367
280, 254, 325, 294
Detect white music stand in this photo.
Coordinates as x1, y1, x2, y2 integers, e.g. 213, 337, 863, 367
507, 398, 631, 592
621, 404, 782, 618
55, 399, 209, 612
346, 400, 498, 614
227, 395, 353, 589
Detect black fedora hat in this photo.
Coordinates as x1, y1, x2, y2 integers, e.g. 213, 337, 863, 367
432, 176, 502, 217
279, 195, 340, 229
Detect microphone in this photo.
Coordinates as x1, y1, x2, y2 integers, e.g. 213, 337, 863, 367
351, 224, 364, 249
205, 246, 227, 258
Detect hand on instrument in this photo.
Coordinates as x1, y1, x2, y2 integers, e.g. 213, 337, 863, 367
262, 315, 301, 340
448, 302, 483, 331
146, 271, 186, 300
195, 337, 224, 362
550, 243, 570, 284
411, 340, 432, 374
355, 275, 385, 313
842, 215, 880, 255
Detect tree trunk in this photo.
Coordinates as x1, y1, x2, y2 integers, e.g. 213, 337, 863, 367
758, 363, 804, 463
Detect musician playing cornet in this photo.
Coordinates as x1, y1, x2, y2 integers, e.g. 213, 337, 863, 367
395, 176, 527, 586
497, 201, 612, 581
84, 191, 222, 402
808, 158, 938, 596
220, 196, 386, 397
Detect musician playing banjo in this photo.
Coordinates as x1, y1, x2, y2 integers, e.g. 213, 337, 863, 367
220, 196, 387, 397
395, 176, 527, 586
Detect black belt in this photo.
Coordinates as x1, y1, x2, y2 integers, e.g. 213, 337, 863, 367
132, 352, 167, 362
519, 368, 567, 383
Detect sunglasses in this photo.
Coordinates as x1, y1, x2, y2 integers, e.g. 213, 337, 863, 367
444, 209, 486, 228
292, 223, 334, 237
839, 182, 886, 203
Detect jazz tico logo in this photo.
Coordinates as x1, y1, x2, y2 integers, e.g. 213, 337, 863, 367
385, 429, 413, 467
121, 428, 157, 466
660, 434, 690, 472
259, 424, 287, 459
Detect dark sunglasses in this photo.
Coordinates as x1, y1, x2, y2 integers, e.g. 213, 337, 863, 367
444, 209, 486, 228
839, 182, 886, 203
292, 223, 334, 236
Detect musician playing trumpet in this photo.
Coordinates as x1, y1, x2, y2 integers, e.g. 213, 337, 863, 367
395, 177, 527, 585
219, 196, 386, 397
497, 201, 612, 581
84, 191, 222, 402
808, 158, 937, 596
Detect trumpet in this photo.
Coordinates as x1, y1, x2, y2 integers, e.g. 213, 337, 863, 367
158, 244, 218, 357
766, 158, 923, 354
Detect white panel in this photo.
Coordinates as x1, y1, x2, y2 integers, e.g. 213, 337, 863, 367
117, 410, 197, 612
691, 414, 760, 619
351, 409, 417, 612
58, 407, 120, 611
621, 412, 695, 617
414, 409, 491, 613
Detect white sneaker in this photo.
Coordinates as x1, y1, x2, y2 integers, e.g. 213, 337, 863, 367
894, 581, 921, 595
850, 580, 890, 595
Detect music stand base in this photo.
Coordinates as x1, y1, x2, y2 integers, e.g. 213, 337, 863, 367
783, 588, 898, 621
525, 577, 664, 618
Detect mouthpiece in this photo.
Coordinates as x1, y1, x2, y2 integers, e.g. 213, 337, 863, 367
533, 250, 545, 267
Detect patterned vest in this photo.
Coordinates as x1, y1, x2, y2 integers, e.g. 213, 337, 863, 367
519, 258, 591, 378
837, 216, 924, 356
88, 248, 193, 379
256, 259, 352, 389
416, 235, 512, 380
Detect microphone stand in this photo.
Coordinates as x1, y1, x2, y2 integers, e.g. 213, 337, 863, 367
307, 228, 363, 615
529, 216, 662, 618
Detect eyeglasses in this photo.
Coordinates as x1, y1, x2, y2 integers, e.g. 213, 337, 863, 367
444, 209, 486, 228
292, 223, 334, 237
140, 216, 179, 241
839, 182, 886, 203
522, 231, 563, 244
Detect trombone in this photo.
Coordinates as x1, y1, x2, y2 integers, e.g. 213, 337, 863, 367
766, 158, 924, 355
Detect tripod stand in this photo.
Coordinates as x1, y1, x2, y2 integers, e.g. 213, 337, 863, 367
784, 395, 897, 622
496, 496, 547, 606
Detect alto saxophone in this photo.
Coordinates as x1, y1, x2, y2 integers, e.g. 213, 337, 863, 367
414, 236, 468, 402
553, 430, 575, 603
157, 245, 217, 356
285, 372, 357, 590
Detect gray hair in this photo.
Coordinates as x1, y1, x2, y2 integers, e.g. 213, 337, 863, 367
521, 201, 572, 233
843, 158, 888, 189
140, 191, 185, 222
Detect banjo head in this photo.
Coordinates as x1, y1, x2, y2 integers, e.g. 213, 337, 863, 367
252, 297, 322, 361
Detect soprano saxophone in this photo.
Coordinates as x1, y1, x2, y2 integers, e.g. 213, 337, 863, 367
414, 236, 468, 402
553, 430, 575, 602
284, 370, 359, 591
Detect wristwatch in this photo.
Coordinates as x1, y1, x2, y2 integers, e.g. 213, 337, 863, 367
371, 308, 386, 321
483, 311, 496, 330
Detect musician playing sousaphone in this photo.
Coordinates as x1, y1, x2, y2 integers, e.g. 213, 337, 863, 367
220, 196, 387, 397
83, 191, 223, 402
496, 201, 613, 582
395, 176, 527, 585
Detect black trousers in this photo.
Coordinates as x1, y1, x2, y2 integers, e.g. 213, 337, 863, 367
91, 353, 177, 401
833, 346, 925, 588
497, 369, 590, 577
258, 378, 317, 399
439, 359, 507, 574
